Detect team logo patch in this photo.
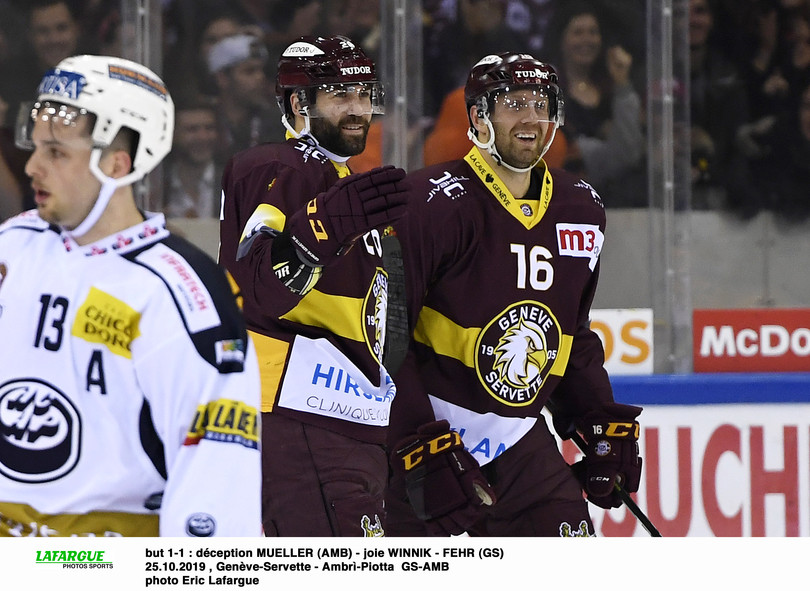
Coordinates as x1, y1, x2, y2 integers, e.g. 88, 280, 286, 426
0, 379, 81, 483
595, 440, 612, 456
559, 520, 593, 537
72, 287, 141, 358
475, 301, 562, 407
186, 513, 216, 537
361, 514, 384, 537
363, 268, 388, 364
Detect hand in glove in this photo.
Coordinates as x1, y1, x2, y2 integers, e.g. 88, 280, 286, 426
287, 165, 408, 266
572, 403, 643, 509
392, 420, 495, 535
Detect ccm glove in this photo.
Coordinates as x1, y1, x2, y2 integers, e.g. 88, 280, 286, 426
573, 403, 643, 509
392, 420, 496, 536
287, 165, 408, 266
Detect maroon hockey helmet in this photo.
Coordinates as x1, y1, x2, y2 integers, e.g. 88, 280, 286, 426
464, 52, 564, 127
275, 35, 384, 120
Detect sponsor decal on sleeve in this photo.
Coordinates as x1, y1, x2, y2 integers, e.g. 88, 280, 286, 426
184, 399, 259, 449
556, 223, 603, 270
136, 243, 221, 334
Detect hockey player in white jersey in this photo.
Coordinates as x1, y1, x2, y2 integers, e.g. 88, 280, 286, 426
0, 55, 262, 537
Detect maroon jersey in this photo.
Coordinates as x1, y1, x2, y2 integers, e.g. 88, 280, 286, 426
390, 147, 614, 464
220, 137, 394, 444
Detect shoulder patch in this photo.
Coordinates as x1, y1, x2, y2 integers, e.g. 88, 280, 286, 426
127, 234, 249, 373
135, 242, 221, 333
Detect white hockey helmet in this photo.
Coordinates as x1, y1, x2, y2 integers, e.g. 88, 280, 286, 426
18, 54, 174, 184
16, 55, 174, 236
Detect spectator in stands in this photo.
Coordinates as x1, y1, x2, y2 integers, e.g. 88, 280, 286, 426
160, 96, 223, 219
163, 6, 260, 103
542, 0, 646, 207
0, 0, 89, 215
324, 0, 381, 63
688, 0, 760, 216
740, 0, 792, 122
422, 0, 527, 119
750, 78, 810, 222
207, 33, 283, 163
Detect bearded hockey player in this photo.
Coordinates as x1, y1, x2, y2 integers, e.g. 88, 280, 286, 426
0, 55, 261, 537
218, 35, 408, 536
386, 52, 644, 536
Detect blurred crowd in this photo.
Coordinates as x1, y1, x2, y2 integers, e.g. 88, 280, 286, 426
1, 0, 808, 223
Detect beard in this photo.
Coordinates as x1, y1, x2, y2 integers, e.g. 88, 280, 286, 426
310, 115, 370, 157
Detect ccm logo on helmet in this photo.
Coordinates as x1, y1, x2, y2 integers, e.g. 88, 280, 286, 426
341, 66, 371, 75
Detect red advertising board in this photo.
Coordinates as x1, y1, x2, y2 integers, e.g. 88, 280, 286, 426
693, 309, 810, 372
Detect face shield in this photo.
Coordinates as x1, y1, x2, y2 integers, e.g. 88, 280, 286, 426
297, 82, 384, 118
488, 89, 556, 125
15, 101, 104, 152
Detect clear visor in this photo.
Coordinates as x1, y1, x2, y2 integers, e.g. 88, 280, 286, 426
15, 101, 104, 151
489, 89, 554, 123
305, 82, 385, 117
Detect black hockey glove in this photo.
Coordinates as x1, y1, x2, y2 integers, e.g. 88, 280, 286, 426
392, 420, 496, 536
572, 403, 643, 509
286, 165, 408, 267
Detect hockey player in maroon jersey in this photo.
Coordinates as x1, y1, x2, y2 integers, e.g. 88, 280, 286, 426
386, 52, 643, 536
218, 35, 408, 536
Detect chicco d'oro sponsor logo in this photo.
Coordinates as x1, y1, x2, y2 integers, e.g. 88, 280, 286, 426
36, 550, 112, 569
71, 287, 141, 358
0, 379, 81, 483
184, 399, 259, 450
475, 301, 562, 407
364, 268, 388, 364
186, 513, 216, 537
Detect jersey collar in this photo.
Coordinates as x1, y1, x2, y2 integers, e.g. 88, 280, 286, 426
61, 212, 170, 256
463, 147, 553, 229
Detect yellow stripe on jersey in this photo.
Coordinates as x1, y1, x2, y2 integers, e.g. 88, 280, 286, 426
413, 306, 480, 368
414, 306, 573, 377
240, 203, 286, 241
248, 330, 290, 411
551, 334, 573, 376
0, 502, 159, 537
281, 290, 365, 342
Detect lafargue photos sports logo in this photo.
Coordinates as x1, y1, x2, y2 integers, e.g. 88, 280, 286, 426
475, 301, 562, 407
35, 549, 113, 569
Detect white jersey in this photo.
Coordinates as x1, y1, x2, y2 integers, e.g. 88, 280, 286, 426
0, 210, 261, 537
